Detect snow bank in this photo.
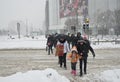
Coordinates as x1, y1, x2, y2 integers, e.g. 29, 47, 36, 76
82, 69, 120, 82
0, 35, 120, 49
0, 35, 47, 49
0, 69, 120, 82
92, 43, 120, 49
0, 68, 70, 82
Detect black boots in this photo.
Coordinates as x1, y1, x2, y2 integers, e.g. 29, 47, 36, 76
80, 72, 83, 77
80, 71, 87, 77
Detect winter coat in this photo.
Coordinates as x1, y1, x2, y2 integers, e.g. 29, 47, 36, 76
55, 40, 70, 56
71, 34, 76, 47
76, 40, 95, 59
55, 43, 64, 56
67, 53, 80, 63
76, 40, 88, 58
57, 40, 70, 53
47, 35, 54, 47
74, 35, 83, 46
84, 39, 95, 57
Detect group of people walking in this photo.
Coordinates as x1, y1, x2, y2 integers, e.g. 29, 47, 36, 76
46, 32, 95, 77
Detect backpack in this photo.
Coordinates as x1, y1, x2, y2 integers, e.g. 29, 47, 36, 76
56, 44, 64, 56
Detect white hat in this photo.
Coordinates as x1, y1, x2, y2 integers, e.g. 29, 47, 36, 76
71, 46, 78, 53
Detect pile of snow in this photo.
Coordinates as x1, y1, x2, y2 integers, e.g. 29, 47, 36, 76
0, 68, 70, 82
82, 69, 120, 82
0, 68, 120, 82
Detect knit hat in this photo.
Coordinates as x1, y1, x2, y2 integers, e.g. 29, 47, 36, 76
71, 46, 78, 53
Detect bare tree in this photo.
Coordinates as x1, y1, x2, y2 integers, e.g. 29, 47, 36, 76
114, 9, 120, 36
96, 10, 116, 35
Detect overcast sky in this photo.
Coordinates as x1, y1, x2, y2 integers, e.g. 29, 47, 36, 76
0, 0, 45, 29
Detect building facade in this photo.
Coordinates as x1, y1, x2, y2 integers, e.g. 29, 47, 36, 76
116, 0, 120, 10
45, 0, 49, 34
46, 0, 119, 34
48, 0, 89, 34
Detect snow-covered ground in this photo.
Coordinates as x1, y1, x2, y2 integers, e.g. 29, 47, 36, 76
0, 35, 46, 49
0, 35, 120, 49
0, 68, 70, 82
81, 69, 120, 82
0, 68, 120, 82
0, 35, 120, 82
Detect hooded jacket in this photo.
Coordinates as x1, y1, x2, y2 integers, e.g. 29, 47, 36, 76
57, 40, 70, 53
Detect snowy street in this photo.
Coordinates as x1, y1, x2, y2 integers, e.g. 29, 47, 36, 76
0, 0, 120, 81
0, 49, 120, 82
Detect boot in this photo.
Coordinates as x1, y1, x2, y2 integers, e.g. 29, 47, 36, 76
80, 72, 83, 77
71, 70, 74, 74
80, 69, 83, 77
84, 69, 87, 74
64, 66, 67, 70
84, 71, 87, 74
73, 70, 76, 76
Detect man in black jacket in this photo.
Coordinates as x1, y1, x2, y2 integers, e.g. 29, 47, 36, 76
75, 32, 83, 44
83, 36, 95, 57
47, 34, 54, 55
76, 39, 95, 77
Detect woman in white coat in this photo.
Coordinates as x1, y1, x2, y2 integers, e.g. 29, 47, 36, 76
56, 35, 70, 69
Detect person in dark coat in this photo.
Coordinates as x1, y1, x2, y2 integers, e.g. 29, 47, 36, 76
66, 33, 71, 49
71, 34, 76, 47
53, 33, 58, 48
46, 34, 54, 55
76, 32, 83, 40
75, 32, 83, 46
83, 35, 95, 57
76, 39, 95, 77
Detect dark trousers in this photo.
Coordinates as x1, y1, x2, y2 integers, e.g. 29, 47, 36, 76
63, 53, 67, 68
59, 56, 63, 67
48, 45, 53, 55
79, 57, 87, 74
71, 62, 77, 70
59, 53, 67, 68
